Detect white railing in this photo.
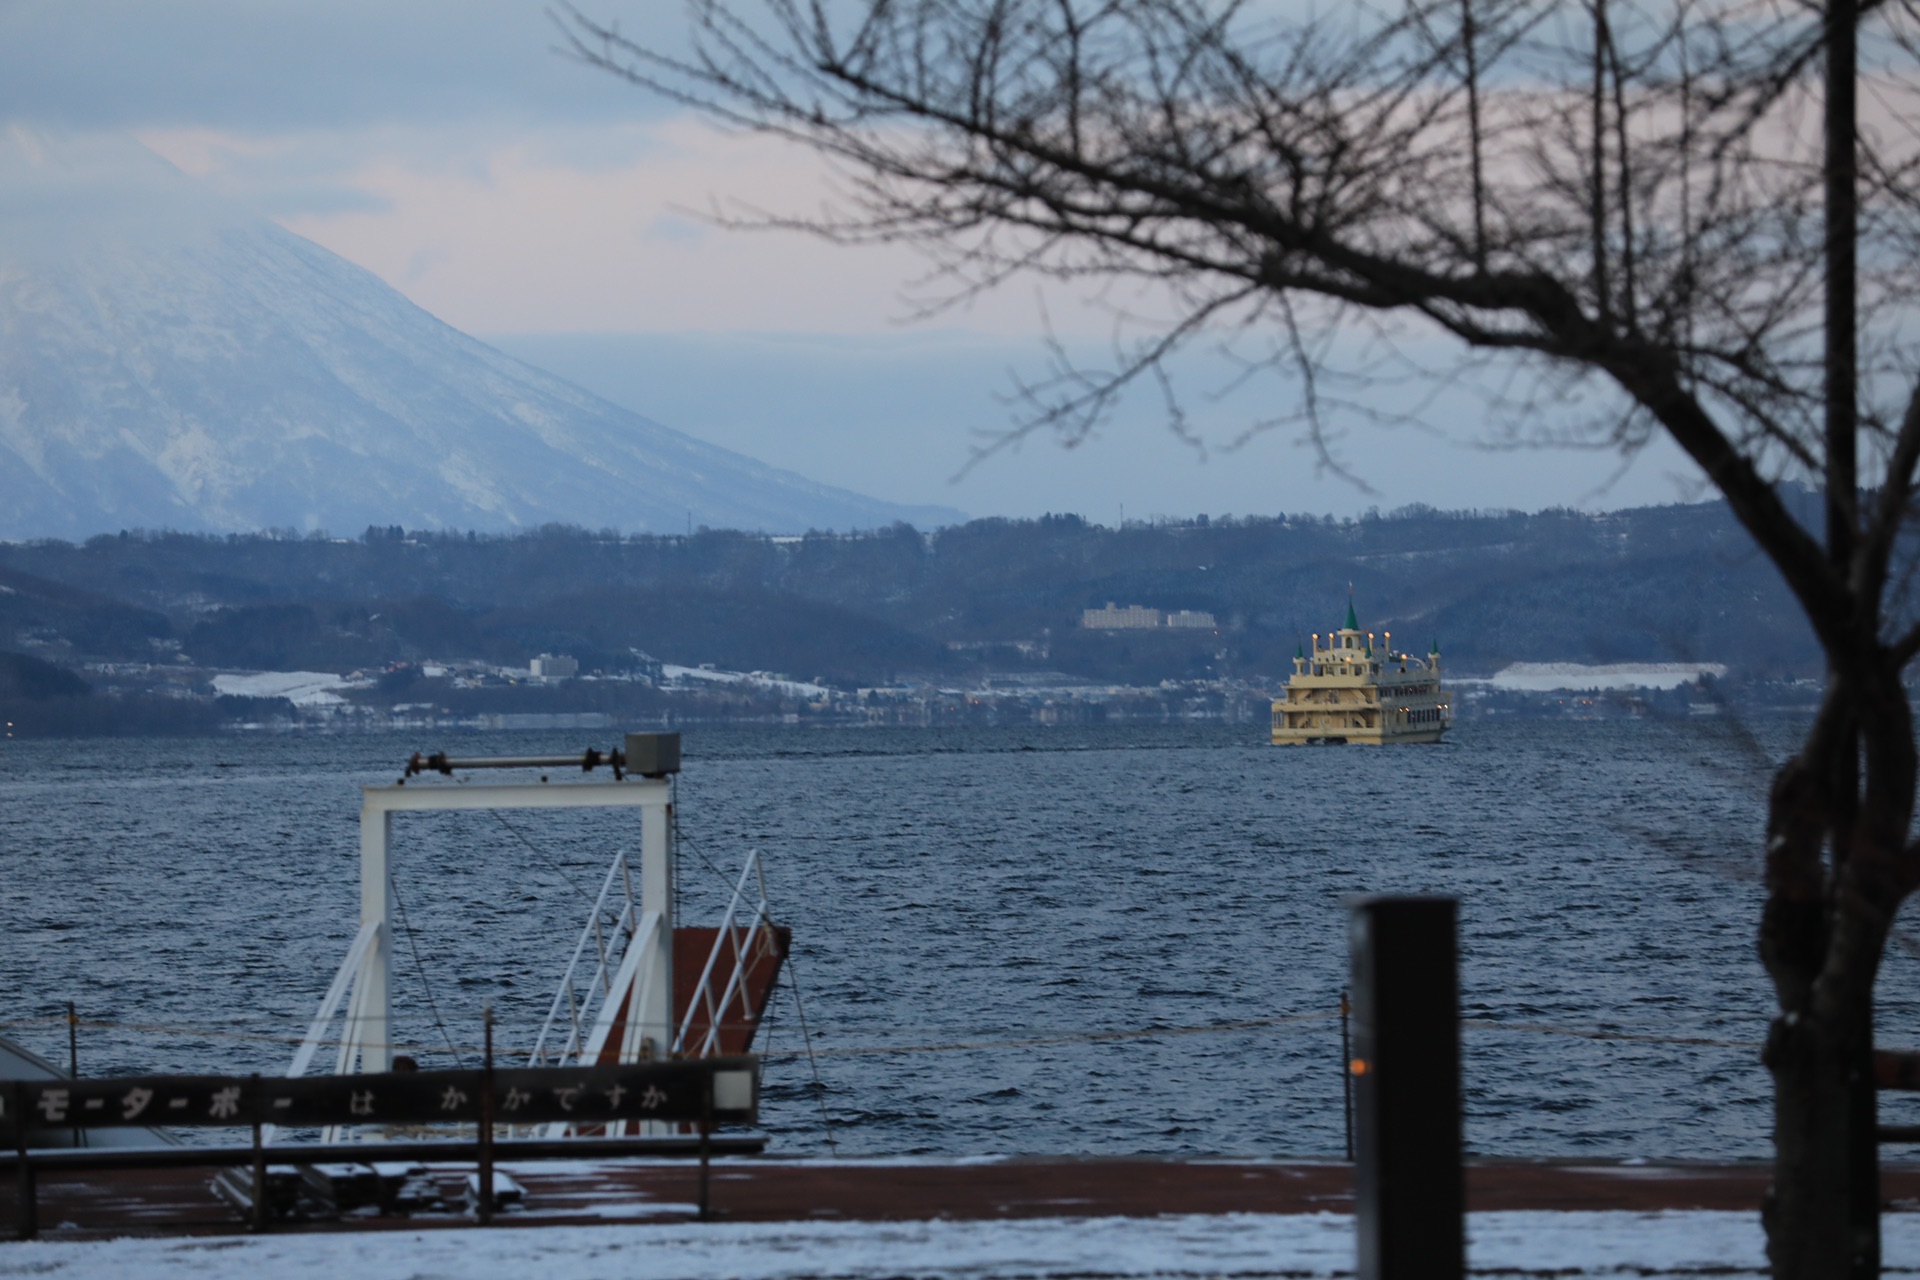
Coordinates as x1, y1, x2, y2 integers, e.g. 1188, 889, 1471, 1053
672, 851, 776, 1059
530, 847, 778, 1068
526, 847, 776, 1139
528, 850, 640, 1068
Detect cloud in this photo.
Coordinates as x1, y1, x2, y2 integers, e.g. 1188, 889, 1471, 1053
643, 213, 707, 243
0, 0, 682, 133
137, 115, 1047, 337
483, 328, 1712, 521
0, 126, 245, 257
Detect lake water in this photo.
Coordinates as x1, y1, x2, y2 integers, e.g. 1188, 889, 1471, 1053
5, 717, 1919, 1158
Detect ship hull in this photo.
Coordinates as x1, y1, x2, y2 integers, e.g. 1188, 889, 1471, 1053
1270, 727, 1447, 746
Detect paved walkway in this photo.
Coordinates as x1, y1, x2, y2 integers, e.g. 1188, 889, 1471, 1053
11, 1156, 1920, 1237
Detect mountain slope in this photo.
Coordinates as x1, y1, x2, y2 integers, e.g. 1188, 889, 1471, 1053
0, 132, 963, 539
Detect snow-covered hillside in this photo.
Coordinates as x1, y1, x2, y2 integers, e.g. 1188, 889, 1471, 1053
0, 131, 963, 540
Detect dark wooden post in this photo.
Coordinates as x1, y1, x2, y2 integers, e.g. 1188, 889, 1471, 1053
1341, 989, 1354, 1161
698, 1067, 714, 1221
478, 1006, 496, 1225
1350, 895, 1463, 1280
249, 1074, 269, 1233
67, 1002, 79, 1150
12, 1081, 34, 1241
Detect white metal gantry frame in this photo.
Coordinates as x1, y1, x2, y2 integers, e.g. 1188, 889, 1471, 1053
283, 774, 674, 1130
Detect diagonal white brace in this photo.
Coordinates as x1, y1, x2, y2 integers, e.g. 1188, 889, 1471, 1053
266, 920, 379, 1143
287, 920, 379, 1080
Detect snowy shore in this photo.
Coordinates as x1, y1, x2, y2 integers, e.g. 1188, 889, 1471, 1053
9, 1210, 1919, 1279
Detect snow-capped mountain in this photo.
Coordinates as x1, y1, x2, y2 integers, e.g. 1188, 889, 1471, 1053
0, 131, 963, 540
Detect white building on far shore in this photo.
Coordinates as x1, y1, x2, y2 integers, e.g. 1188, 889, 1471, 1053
1082, 603, 1162, 629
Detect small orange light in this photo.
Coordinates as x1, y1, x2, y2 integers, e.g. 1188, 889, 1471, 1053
1349, 1058, 1369, 1076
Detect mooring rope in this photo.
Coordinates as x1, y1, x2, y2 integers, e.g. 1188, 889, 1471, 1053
778, 954, 839, 1152
0, 1009, 1773, 1061
389, 872, 467, 1067
1460, 1018, 1765, 1050
755, 1010, 1345, 1060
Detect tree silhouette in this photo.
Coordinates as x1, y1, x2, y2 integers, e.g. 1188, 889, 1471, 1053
563, 1, 1920, 1273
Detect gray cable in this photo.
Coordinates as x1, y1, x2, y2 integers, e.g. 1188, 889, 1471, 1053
389, 873, 465, 1067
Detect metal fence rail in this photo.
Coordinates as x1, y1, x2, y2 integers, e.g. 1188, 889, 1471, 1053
6, 1055, 758, 1239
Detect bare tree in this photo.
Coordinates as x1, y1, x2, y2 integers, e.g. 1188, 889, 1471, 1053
562, 0, 1920, 1274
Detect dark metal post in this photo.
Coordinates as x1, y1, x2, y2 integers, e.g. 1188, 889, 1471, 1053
1341, 990, 1354, 1161
698, 1068, 713, 1222
1825, 0, 1857, 560
1821, 11, 1877, 1271
67, 1002, 79, 1150
1350, 896, 1463, 1280
478, 1005, 495, 1225
13, 1081, 35, 1241
249, 1075, 268, 1233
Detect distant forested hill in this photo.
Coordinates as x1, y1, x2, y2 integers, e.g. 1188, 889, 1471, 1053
0, 498, 1821, 686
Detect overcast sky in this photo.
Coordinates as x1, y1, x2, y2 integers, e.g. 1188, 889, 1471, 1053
0, 0, 1710, 522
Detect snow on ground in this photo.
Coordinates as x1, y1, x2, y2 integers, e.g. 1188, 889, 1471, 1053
9, 1211, 1919, 1279
1460, 662, 1729, 693
209, 671, 366, 707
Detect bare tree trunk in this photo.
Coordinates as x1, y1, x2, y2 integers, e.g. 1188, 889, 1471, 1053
1764, 660, 1911, 1278
1766, 981, 1883, 1277
1765, 1002, 1863, 1277
1762, 692, 1846, 1277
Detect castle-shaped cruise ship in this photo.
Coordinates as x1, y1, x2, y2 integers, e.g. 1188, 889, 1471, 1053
1270, 601, 1450, 745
